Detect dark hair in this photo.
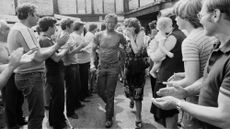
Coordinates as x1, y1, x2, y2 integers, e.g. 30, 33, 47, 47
38, 17, 57, 32
149, 20, 157, 30
88, 23, 98, 32
60, 18, 74, 30
205, 0, 230, 21
72, 21, 84, 31
127, 18, 141, 34
16, 3, 36, 20
101, 23, 106, 31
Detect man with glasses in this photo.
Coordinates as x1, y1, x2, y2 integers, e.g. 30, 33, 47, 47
91, 14, 127, 128
152, 0, 230, 128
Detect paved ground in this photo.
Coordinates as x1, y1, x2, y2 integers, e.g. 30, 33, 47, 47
21, 77, 165, 129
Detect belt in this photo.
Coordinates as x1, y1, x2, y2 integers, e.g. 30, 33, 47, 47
99, 61, 119, 69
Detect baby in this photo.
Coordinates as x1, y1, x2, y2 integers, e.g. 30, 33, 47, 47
150, 17, 174, 78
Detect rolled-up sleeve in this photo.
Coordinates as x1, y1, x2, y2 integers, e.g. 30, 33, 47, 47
220, 59, 230, 97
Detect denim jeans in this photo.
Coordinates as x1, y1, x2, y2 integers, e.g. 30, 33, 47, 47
97, 64, 119, 120
1, 74, 24, 129
15, 72, 45, 129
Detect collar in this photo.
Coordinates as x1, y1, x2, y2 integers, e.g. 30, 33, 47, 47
41, 34, 52, 40
217, 40, 230, 54
190, 27, 203, 35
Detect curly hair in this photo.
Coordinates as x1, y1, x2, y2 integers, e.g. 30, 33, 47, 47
16, 3, 37, 20
60, 18, 74, 30
149, 20, 157, 30
104, 13, 118, 23
126, 18, 141, 34
38, 17, 57, 32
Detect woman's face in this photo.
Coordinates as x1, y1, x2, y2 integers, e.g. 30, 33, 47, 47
126, 26, 135, 34
175, 16, 186, 30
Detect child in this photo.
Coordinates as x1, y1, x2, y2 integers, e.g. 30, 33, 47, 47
150, 17, 174, 78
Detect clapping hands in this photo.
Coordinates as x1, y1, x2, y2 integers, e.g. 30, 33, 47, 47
9, 48, 37, 68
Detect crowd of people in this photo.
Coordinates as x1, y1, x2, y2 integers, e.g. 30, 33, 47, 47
0, 0, 230, 129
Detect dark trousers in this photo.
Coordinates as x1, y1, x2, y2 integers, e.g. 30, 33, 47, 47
74, 64, 82, 107
150, 76, 156, 97
79, 62, 90, 100
97, 66, 119, 120
47, 69, 66, 128
149, 60, 156, 97
2, 74, 24, 129
15, 72, 45, 129
65, 64, 81, 115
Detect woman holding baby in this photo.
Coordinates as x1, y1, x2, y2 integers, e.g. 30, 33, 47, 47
149, 14, 186, 128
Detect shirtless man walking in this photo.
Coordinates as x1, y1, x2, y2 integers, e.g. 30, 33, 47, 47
91, 14, 127, 128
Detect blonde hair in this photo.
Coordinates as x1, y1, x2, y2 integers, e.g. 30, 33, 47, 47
173, 0, 202, 28
156, 17, 172, 32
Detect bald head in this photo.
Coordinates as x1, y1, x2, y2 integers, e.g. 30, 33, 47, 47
0, 20, 10, 42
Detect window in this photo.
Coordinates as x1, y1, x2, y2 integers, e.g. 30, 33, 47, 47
129, 0, 138, 10
78, 0, 86, 14
58, 0, 77, 14
116, 0, 124, 14
93, 0, 103, 14
18, 0, 53, 15
104, 0, 115, 13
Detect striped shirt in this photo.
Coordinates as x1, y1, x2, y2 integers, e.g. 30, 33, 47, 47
182, 27, 216, 77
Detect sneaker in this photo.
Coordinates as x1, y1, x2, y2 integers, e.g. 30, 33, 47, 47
129, 100, 134, 109
75, 104, 85, 110
105, 120, 113, 128
67, 113, 78, 119
135, 121, 142, 129
17, 117, 28, 126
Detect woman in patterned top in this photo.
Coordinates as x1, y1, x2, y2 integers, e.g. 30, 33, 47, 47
123, 18, 149, 129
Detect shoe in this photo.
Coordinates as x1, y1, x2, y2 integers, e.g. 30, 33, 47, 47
67, 113, 78, 119
44, 106, 49, 110
86, 93, 93, 97
81, 99, 90, 103
17, 117, 28, 126
129, 100, 134, 109
135, 121, 142, 129
105, 120, 113, 128
75, 104, 85, 110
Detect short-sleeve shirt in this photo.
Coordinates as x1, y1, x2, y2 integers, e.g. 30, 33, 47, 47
75, 33, 90, 64
198, 40, 230, 129
85, 31, 95, 49
182, 27, 215, 77
7, 23, 45, 73
94, 31, 126, 65
62, 32, 79, 65
39, 35, 63, 76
